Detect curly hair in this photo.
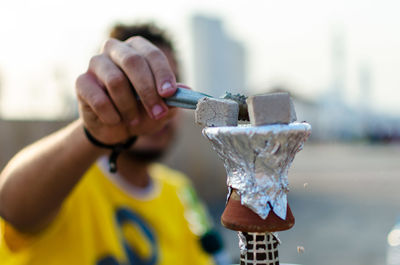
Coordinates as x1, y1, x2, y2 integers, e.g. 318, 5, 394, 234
109, 23, 174, 51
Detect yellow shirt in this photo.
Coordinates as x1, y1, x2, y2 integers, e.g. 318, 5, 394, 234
0, 161, 214, 265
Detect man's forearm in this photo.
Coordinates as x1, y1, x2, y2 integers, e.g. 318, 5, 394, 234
0, 119, 104, 232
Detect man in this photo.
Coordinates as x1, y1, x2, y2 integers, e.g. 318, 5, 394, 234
0, 23, 227, 265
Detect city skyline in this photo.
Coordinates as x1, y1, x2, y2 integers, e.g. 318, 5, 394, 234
191, 15, 246, 97
1, 0, 400, 118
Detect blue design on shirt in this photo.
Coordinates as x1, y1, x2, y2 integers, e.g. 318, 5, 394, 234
97, 207, 158, 265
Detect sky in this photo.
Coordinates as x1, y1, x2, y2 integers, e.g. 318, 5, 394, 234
1, 0, 400, 118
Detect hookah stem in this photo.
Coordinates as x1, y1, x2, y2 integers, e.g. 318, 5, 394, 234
240, 232, 279, 265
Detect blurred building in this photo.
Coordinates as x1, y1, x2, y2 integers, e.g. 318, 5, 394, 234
189, 19, 400, 142
315, 30, 363, 140
191, 15, 246, 97
318, 31, 400, 142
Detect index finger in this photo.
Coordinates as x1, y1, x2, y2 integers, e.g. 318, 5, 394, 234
126, 36, 177, 98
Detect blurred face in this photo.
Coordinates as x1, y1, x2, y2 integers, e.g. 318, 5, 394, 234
127, 45, 180, 161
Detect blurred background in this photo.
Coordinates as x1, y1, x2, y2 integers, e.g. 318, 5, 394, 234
1, 0, 400, 264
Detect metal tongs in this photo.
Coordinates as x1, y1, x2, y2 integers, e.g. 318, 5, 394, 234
164, 87, 249, 121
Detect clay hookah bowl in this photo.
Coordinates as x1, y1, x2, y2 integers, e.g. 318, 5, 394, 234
203, 123, 311, 233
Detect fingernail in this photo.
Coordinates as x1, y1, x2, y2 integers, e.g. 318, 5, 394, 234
152, 104, 166, 119
161, 81, 173, 93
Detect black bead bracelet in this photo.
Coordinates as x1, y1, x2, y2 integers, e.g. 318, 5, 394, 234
83, 127, 137, 173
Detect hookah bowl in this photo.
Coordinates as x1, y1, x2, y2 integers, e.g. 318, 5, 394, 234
203, 123, 311, 265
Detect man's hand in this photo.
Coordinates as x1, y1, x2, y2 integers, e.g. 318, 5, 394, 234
76, 36, 178, 144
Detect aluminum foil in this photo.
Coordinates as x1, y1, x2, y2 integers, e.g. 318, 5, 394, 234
203, 123, 311, 220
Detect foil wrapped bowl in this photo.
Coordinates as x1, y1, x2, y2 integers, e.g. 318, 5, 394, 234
203, 122, 311, 220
